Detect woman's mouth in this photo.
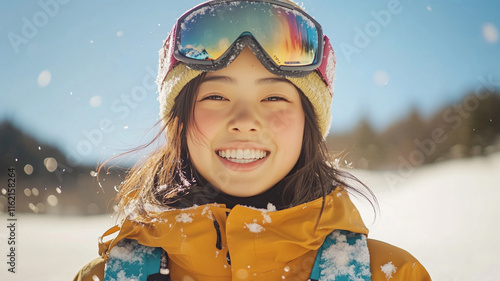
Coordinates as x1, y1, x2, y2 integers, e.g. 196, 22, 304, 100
216, 149, 269, 164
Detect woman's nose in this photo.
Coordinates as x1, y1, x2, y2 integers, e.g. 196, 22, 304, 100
228, 104, 261, 133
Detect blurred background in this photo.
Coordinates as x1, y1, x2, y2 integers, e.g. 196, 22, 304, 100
0, 1, 499, 280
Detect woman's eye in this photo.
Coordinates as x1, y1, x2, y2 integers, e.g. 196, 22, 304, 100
201, 95, 226, 101
264, 96, 288, 102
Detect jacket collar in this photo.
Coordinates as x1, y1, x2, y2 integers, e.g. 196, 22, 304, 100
100, 188, 368, 279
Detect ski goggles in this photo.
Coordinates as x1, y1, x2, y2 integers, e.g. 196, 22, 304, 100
167, 0, 333, 80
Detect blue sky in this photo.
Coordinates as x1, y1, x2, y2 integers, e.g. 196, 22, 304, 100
1, 0, 499, 166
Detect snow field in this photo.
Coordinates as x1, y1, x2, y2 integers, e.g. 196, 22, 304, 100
352, 153, 500, 280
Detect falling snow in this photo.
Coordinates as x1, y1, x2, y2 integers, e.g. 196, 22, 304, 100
90, 95, 102, 107
483, 23, 499, 44
374, 70, 389, 86
37, 70, 51, 87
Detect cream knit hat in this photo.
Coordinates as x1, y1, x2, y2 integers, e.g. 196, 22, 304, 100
156, 4, 336, 138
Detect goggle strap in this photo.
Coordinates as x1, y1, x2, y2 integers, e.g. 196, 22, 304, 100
316, 35, 335, 96
157, 25, 177, 93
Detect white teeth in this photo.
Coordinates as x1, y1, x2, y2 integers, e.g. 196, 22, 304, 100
236, 149, 244, 159
243, 149, 252, 159
217, 149, 268, 162
227, 158, 258, 164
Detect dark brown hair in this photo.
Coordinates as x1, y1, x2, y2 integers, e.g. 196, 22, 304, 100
100, 73, 377, 222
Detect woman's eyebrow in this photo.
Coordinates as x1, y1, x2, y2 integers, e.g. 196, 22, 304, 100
202, 75, 235, 83
256, 77, 294, 85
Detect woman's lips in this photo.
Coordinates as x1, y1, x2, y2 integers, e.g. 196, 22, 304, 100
215, 149, 270, 170
216, 148, 269, 162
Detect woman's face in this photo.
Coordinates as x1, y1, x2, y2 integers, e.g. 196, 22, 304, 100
186, 48, 305, 197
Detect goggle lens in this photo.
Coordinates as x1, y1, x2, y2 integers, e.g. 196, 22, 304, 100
177, 1, 320, 67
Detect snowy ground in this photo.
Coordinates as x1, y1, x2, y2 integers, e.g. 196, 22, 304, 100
1, 153, 499, 280
352, 153, 500, 281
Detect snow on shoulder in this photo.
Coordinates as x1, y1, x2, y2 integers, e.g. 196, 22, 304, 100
245, 222, 265, 233
380, 261, 397, 280
175, 212, 194, 223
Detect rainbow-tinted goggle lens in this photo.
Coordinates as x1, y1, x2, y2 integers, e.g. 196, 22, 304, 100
173, 0, 324, 78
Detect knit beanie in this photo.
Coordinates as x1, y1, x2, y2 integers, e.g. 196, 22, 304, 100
156, 3, 335, 138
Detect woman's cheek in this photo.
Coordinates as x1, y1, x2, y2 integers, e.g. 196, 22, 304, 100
268, 108, 303, 134
193, 107, 220, 136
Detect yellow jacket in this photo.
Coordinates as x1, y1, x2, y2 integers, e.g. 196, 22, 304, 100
74, 189, 431, 280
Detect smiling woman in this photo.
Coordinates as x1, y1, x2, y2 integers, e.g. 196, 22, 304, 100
187, 48, 305, 197
73, 1, 431, 280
